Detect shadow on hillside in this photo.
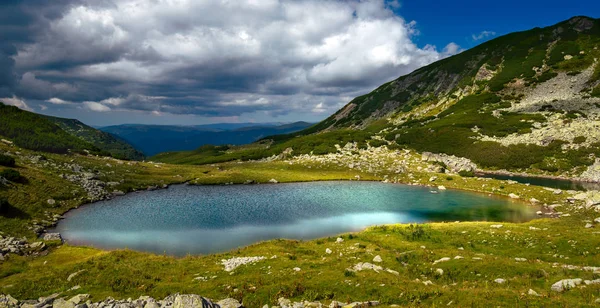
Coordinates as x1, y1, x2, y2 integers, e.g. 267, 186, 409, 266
0, 201, 30, 219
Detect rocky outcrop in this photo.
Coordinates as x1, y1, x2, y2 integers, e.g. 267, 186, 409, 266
0, 294, 381, 308
421, 152, 477, 173
221, 256, 266, 272
580, 159, 600, 182
0, 234, 48, 261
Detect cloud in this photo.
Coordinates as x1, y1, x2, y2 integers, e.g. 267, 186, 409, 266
1, 96, 32, 111
472, 30, 496, 41
1, 0, 461, 122
83, 101, 111, 112
47, 97, 72, 104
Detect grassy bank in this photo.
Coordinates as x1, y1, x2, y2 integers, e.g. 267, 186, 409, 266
1, 143, 599, 306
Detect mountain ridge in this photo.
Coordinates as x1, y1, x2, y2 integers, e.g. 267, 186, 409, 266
101, 121, 313, 156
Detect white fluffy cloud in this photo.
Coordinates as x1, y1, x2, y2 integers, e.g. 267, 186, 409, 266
1, 96, 32, 111
9, 0, 460, 120
83, 101, 111, 112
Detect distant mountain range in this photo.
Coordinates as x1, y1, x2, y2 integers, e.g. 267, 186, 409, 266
100, 122, 313, 156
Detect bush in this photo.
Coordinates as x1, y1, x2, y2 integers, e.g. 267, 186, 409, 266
0, 169, 25, 183
458, 170, 475, 177
0, 197, 8, 212
0, 154, 15, 167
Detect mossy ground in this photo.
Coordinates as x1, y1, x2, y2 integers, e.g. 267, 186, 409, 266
1, 143, 600, 306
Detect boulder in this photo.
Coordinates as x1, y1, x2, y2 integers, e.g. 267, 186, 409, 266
173, 294, 203, 308
551, 278, 582, 292
216, 298, 242, 308
53, 298, 75, 308
41, 233, 62, 241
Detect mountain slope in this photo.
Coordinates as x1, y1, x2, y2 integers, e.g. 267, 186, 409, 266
310, 16, 600, 131
0, 103, 143, 159
44, 116, 144, 160
155, 16, 600, 178
101, 122, 312, 156
0, 103, 101, 155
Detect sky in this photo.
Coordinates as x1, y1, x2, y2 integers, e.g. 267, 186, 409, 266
0, 0, 598, 126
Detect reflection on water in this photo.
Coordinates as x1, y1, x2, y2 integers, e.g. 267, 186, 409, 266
54, 182, 539, 256
476, 173, 600, 191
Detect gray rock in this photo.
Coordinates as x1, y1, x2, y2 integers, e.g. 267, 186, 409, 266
216, 298, 242, 308
53, 298, 76, 308
69, 294, 90, 305
551, 278, 582, 292
41, 233, 62, 242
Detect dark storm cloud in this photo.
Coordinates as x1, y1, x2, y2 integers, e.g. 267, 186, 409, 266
1, 0, 459, 119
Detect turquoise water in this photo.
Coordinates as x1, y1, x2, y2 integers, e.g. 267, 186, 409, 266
54, 181, 538, 256
475, 173, 600, 191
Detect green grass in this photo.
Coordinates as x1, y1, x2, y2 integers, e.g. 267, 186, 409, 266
2, 138, 600, 306
0, 103, 100, 155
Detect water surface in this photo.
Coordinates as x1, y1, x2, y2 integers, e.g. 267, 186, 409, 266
476, 172, 600, 191
55, 181, 538, 255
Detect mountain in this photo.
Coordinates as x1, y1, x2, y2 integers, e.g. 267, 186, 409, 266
0, 103, 143, 160
156, 16, 600, 177
43, 116, 144, 160
100, 121, 313, 156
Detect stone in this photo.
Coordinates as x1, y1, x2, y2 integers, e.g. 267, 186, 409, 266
221, 256, 265, 272
429, 176, 437, 182
217, 298, 242, 308
585, 223, 593, 228
551, 278, 582, 292
435, 268, 444, 276
372, 255, 382, 263
144, 302, 160, 308
268, 179, 278, 184
508, 193, 519, 199
173, 294, 203, 308
527, 289, 540, 296
67, 270, 86, 282
490, 224, 503, 229
515, 258, 527, 262
69, 294, 89, 305
30, 241, 46, 250
351, 262, 383, 273
41, 232, 62, 242
47, 199, 56, 205
325, 248, 332, 254
433, 257, 450, 264
336, 237, 344, 243
494, 278, 506, 284
293, 267, 301, 272
437, 185, 446, 190
0, 294, 19, 307
53, 298, 76, 308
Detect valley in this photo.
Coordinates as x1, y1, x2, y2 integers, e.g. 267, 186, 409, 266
1, 15, 600, 308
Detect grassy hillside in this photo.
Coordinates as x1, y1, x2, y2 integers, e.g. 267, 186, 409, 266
44, 116, 144, 160
0, 103, 101, 155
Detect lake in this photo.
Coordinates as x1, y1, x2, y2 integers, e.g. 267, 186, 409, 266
54, 181, 539, 256
475, 172, 600, 191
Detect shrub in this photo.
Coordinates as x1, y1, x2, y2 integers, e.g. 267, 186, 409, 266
0, 197, 8, 212
0, 154, 15, 167
0, 169, 25, 183
458, 170, 475, 177
573, 136, 586, 144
